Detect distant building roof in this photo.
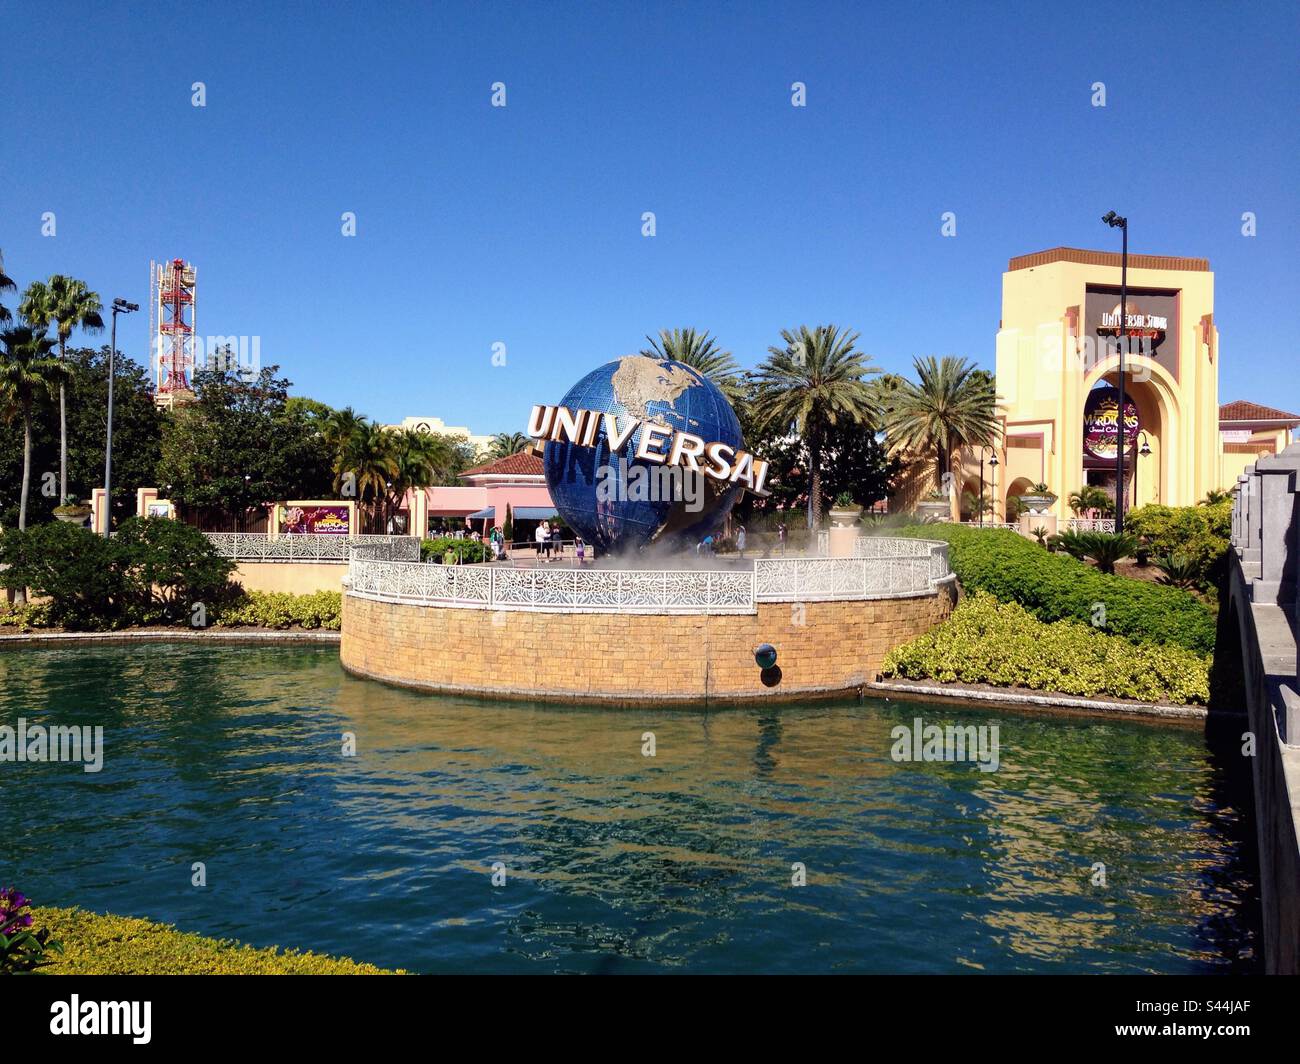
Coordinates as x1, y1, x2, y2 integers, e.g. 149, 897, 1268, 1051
460, 451, 544, 479
1007, 247, 1210, 273
1219, 400, 1300, 425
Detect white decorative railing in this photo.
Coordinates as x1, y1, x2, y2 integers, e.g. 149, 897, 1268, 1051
206, 533, 419, 562
1067, 519, 1116, 533
346, 537, 952, 613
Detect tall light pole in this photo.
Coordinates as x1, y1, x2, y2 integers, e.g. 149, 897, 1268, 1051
104, 298, 139, 536
978, 445, 998, 527
1103, 211, 1129, 533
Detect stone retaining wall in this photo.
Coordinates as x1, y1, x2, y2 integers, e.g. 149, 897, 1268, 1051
340, 582, 956, 704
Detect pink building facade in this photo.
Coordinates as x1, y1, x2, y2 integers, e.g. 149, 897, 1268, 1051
405, 451, 557, 540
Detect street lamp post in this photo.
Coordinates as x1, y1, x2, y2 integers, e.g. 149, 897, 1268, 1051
1103, 211, 1129, 533
104, 298, 139, 536
978, 445, 998, 527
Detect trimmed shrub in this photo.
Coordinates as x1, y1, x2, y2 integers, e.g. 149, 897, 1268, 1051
31, 907, 402, 975
214, 590, 342, 630
882, 592, 1212, 705
1125, 500, 1231, 591
897, 524, 1215, 653
421, 536, 489, 564
0, 518, 235, 630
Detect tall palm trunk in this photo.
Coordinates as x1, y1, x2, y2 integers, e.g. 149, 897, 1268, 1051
19, 404, 31, 531
808, 432, 823, 529
58, 336, 67, 504
15, 405, 32, 605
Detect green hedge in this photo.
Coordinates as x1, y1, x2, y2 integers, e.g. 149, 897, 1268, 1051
1125, 500, 1231, 590
32, 907, 402, 975
882, 592, 1211, 705
420, 536, 489, 563
896, 524, 1215, 654
214, 590, 342, 630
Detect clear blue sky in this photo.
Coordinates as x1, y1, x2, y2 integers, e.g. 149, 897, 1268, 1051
3, 0, 1296, 435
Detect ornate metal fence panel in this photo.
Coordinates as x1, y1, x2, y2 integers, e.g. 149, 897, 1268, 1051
206, 533, 419, 562
1067, 519, 1116, 533
346, 537, 952, 612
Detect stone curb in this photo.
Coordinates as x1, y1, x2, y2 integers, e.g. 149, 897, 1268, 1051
0, 629, 341, 647
866, 680, 1211, 720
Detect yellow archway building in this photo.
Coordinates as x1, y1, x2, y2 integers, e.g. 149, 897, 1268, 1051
958, 246, 1229, 521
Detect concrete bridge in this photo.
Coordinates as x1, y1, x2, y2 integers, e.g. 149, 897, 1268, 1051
1228, 440, 1300, 973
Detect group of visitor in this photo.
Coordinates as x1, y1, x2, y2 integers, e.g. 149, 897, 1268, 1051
534, 520, 565, 561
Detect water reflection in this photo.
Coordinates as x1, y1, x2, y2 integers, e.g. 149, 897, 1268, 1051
0, 645, 1259, 973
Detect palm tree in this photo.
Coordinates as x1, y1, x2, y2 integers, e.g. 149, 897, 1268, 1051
641, 328, 744, 405
322, 406, 369, 492
0, 326, 67, 535
886, 356, 999, 496
19, 276, 105, 503
0, 249, 15, 324
345, 423, 399, 532
1067, 485, 1113, 517
751, 325, 879, 527
487, 431, 530, 459
385, 429, 456, 529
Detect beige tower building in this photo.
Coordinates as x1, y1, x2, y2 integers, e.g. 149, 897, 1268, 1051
958, 246, 1228, 521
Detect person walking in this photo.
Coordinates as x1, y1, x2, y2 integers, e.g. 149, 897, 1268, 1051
736, 524, 747, 559
536, 520, 549, 561
777, 521, 787, 555
551, 522, 563, 561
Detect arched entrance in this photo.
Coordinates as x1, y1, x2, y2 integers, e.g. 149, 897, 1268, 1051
1081, 360, 1181, 511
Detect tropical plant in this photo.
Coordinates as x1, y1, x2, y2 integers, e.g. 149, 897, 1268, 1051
1031, 525, 1049, 546
1041, 530, 1137, 574
0, 249, 14, 324
322, 406, 368, 487
19, 276, 105, 503
832, 491, 858, 509
961, 490, 993, 518
1201, 489, 1232, 506
382, 428, 458, 530
751, 325, 879, 527
487, 431, 530, 459
0, 326, 67, 538
641, 327, 744, 404
1154, 552, 1200, 590
1067, 485, 1113, 516
885, 356, 998, 493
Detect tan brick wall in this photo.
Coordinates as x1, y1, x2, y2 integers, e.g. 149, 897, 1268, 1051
340, 583, 956, 704
233, 562, 346, 594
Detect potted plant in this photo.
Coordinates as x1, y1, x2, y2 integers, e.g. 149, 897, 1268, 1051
1017, 482, 1056, 515
52, 499, 93, 526
915, 490, 952, 523
828, 491, 862, 527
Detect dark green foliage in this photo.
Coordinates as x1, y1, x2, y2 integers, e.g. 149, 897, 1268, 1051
0, 517, 235, 629
420, 536, 489, 563
897, 523, 1216, 654
1051, 530, 1139, 574
1125, 501, 1231, 592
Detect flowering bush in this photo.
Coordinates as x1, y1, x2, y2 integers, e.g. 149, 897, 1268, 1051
0, 887, 63, 974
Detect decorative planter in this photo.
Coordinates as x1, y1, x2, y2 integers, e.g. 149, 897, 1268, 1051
1017, 494, 1054, 514
915, 501, 951, 522
53, 510, 91, 526
828, 506, 862, 528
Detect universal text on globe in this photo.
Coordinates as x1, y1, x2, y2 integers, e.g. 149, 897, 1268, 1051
527, 404, 771, 495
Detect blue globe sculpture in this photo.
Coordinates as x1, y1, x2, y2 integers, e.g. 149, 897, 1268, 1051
543, 355, 746, 554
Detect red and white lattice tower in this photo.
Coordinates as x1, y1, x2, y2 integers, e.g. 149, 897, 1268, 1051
149, 258, 198, 409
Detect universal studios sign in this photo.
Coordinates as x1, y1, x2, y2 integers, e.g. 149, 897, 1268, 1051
527, 404, 771, 495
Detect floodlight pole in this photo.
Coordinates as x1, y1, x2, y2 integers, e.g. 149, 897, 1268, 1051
104, 298, 139, 536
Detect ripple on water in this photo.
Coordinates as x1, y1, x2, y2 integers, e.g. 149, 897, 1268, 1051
0, 644, 1259, 973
